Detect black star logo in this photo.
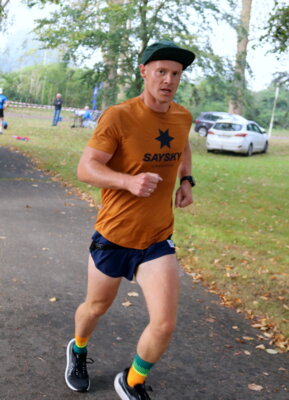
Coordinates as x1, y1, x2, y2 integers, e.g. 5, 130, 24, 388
155, 129, 174, 148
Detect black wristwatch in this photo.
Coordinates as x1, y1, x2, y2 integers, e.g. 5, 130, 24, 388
180, 175, 196, 187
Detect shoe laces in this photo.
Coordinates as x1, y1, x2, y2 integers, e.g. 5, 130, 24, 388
135, 382, 153, 400
74, 353, 94, 378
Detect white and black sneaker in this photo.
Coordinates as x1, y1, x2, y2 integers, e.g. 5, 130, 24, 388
65, 338, 93, 392
114, 368, 152, 400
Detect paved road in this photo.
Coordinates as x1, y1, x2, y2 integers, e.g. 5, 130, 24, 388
0, 146, 288, 400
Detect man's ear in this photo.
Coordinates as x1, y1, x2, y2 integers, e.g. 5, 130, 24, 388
139, 64, 146, 78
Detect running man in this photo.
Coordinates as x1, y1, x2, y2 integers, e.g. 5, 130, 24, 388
65, 40, 196, 400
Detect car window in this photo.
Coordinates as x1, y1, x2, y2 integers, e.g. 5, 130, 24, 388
252, 124, 261, 133
214, 123, 242, 131
211, 115, 221, 121
247, 124, 254, 131
203, 114, 222, 121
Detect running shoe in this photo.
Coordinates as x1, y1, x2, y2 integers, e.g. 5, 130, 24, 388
114, 368, 152, 400
65, 338, 93, 392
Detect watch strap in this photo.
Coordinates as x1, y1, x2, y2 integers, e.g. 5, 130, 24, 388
180, 175, 196, 187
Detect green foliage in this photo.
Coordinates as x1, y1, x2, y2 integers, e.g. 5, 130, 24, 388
1, 63, 94, 107
27, 0, 237, 107
261, 1, 289, 54
253, 85, 289, 129
175, 73, 289, 130
2, 59, 289, 130
0, 0, 11, 31
25, 0, 60, 5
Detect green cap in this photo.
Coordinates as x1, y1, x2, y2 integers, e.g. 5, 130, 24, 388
141, 40, 195, 70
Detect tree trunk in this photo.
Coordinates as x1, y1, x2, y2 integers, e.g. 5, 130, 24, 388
101, 0, 124, 109
228, 0, 252, 115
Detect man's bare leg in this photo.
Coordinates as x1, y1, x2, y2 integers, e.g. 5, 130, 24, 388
114, 254, 180, 398
75, 255, 122, 338
136, 254, 180, 363
65, 255, 121, 392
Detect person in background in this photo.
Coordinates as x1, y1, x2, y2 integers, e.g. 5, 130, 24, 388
65, 40, 196, 400
81, 106, 94, 128
0, 88, 8, 134
82, 106, 92, 120
52, 93, 62, 126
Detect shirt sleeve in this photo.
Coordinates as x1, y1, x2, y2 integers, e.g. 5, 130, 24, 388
87, 106, 121, 155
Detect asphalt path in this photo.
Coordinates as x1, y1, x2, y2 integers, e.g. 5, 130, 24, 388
0, 146, 288, 400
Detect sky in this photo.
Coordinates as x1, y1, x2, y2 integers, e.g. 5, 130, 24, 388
0, 0, 287, 92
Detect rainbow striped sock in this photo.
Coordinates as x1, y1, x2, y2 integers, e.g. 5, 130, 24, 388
73, 335, 89, 354
127, 354, 154, 387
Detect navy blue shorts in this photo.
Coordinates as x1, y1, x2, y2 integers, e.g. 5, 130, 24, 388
89, 231, 176, 281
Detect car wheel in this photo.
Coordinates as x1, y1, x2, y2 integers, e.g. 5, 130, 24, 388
262, 141, 268, 153
198, 127, 208, 137
246, 143, 253, 157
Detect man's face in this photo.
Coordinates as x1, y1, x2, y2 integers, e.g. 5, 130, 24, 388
140, 60, 183, 107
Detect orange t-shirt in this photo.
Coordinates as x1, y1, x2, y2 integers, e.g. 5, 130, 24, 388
87, 96, 192, 249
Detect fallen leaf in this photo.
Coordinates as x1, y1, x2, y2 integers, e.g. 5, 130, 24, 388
248, 384, 263, 391
266, 349, 278, 354
49, 297, 57, 302
127, 292, 139, 297
256, 344, 266, 350
192, 273, 203, 282
243, 336, 254, 341
259, 296, 269, 301
122, 301, 132, 307
0, 236, 7, 240
252, 323, 263, 328
244, 350, 251, 356
227, 272, 239, 279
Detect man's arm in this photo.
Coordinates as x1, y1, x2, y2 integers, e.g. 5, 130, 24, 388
175, 139, 193, 208
77, 146, 162, 197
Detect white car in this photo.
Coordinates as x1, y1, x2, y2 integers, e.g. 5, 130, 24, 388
206, 120, 269, 156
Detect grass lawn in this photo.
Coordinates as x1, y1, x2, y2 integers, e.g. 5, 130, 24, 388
175, 134, 289, 348
2, 108, 289, 349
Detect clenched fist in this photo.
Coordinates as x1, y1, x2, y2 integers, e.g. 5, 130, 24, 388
125, 172, 163, 197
